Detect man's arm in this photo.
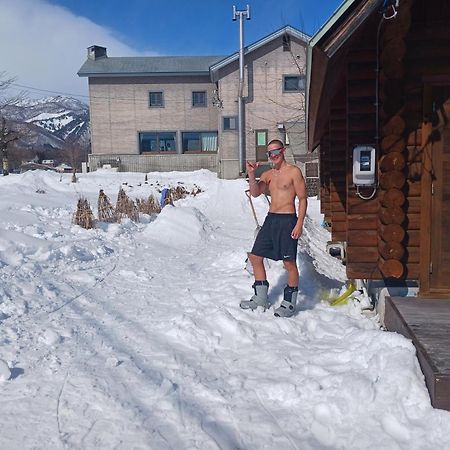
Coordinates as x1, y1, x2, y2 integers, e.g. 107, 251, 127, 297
291, 167, 307, 239
247, 161, 267, 197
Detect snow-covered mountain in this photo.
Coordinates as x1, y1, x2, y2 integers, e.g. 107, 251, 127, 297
1, 96, 90, 150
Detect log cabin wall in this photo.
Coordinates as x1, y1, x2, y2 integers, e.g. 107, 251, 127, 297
403, 0, 450, 285
376, 0, 413, 279
329, 89, 347, 242
318, 0, 450, 282
345, 17, 380, 279
319, 131, 331, 224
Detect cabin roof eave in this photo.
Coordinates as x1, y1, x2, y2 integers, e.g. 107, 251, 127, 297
307, 0, 383, 152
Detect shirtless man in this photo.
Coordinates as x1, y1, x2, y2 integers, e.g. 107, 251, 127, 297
240, 139, 307, 317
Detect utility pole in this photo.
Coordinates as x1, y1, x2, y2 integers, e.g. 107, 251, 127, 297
232, 4, 250, 175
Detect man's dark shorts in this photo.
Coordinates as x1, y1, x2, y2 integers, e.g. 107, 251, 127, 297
251, 212, 298, 261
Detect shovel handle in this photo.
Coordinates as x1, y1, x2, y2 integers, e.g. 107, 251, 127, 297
245, 189, 260, 228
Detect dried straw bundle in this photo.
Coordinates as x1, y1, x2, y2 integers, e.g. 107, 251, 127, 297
73, 197, 95, 229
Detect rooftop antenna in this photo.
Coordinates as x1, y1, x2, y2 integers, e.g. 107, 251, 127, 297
232, 5, 251, 175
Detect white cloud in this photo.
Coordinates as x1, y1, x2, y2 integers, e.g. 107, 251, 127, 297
0, 0, 151, 101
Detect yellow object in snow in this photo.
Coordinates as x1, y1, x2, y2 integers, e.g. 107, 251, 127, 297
329, 282, 357, 306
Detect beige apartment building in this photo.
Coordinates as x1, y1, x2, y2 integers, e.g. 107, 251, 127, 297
78, 26, 311, 180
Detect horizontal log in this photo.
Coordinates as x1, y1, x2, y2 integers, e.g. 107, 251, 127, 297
348, 103, 376, 115
348, 118, 376, 133
380, 223, 405, 243
379, 206, 406, 225
404, 197, 421, 214
348, 230, 378, 246
379, 257, 404, 279
378, 240, 405, 260
347, 214, 378, 230
405, 180, 422, 197
331, 211, 347, 222
379, 171, 406, 190
405, 246, 420, 263
347, 246, 379, 263
380, 152, 406, 172
331, 202, 346, 213
404, 229, 420, 247
332, 231, 347, 242
347, 195, 379, 214
381, 135, 406, 153
332, 221, 347, 232
382, 115, 406, 136
380, 188, 405, 208
405, 212, 421, 230
347, 262, 382, 280
330, 191, 346, 203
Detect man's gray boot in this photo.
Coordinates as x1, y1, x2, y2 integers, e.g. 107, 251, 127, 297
274, 286, 298, 317
240, 281, 269, 311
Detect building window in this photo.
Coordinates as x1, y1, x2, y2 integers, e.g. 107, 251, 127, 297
192, 91, 207, 107
149, 91, 164, 107
283, 75, 305, 92
182, 131, 218, 152
139, 132, 176, 153
223, 116, 237, 131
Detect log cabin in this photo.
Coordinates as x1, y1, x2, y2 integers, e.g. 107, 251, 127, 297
307, 0, 450, 410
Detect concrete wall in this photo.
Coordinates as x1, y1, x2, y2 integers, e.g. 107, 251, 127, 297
88, 153, 218, 173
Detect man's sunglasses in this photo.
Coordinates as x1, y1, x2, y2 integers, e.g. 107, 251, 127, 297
266, 147, 284, 158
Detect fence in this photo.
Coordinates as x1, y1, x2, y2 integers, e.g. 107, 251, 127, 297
88, 153, 218, 173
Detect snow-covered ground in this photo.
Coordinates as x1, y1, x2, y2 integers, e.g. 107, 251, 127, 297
0, 169, 449, 449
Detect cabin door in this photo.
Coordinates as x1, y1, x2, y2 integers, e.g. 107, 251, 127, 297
429, 88, 450, 291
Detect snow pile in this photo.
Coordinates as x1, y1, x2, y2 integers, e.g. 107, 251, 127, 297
0, 169, 449, 449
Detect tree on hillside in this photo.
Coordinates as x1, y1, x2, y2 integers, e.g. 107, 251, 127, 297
1, 117, 19, 175
62, 135, 88, 172
0, 72, 25, 175
0, 71, 23, 109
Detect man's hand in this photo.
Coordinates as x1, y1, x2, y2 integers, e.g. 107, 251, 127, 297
291, 222, 303, 240
246, 160, 259, 175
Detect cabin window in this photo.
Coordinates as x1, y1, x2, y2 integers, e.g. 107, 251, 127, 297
192, 91, 207, 107
283, 75, 305, 92
139, 132, 176, 153
149, 91, 164, 107
223, 116, 237, 131
182, 131, 218, 153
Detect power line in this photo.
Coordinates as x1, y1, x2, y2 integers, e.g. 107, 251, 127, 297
10, 83, 89, 99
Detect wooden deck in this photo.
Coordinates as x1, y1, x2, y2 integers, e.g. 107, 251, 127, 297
384, 296, 450, 410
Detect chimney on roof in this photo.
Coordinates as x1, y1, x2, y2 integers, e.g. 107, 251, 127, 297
87, 45, 107, 60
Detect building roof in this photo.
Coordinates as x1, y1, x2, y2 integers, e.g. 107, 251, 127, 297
78, 25, 309, 80
210, 25, 310, 77
78, 55, 226, 78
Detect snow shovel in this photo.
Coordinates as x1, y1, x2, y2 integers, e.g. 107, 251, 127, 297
245, 189, 261, 237
245, 189, 261, 274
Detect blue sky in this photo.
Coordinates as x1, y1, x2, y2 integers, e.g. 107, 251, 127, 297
46, 0, 342, 55
1, 0, 343, 100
